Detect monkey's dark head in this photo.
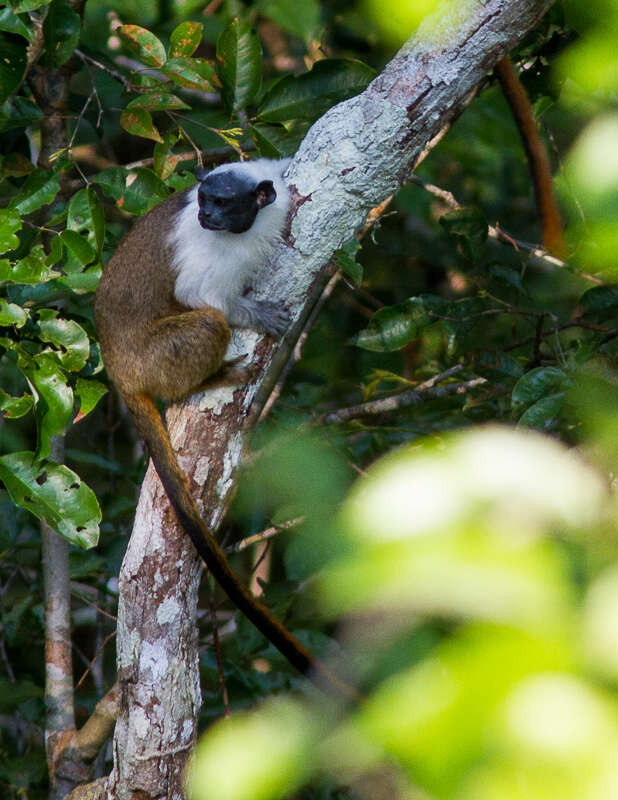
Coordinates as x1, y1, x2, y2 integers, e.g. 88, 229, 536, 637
195, 166, 276, 234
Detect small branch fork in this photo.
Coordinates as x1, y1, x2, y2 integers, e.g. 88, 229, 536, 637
317, 367, 488, 426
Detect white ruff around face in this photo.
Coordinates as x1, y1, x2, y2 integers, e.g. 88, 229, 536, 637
168, 158, 291, 318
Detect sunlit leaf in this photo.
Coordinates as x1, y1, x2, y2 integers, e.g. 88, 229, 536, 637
0, 207, 21, 253
169, 20, 203, 57
0, 298, 28, 327
60, 229, 96, 267
162, 56, 219, 92
0, 451, 100, 547
0, 8, 33, 40
87, 187, 105, 256
0, 389, 33, 419
0, 251, 53, 284
21, 353, 73, 461
11, 169, 61, 215
74, 378, 107, 419
127, 91, 190, 112
118, 24, 166, 68
37, 309, 90, 372
120, 107, 163, 144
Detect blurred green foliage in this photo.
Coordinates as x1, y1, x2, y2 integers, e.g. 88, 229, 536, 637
0, 0, 615, 797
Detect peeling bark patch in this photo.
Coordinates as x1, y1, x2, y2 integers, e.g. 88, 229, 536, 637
156, 597, 181, 626
139, 640, 169, 681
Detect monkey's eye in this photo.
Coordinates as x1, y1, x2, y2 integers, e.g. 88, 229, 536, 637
213, 198, 225, 207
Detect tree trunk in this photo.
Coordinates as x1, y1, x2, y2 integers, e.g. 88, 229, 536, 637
109, 1, 554, 797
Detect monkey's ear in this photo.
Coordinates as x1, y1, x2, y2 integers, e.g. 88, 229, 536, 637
195, 166, 209, 182
256, 180, 276, 208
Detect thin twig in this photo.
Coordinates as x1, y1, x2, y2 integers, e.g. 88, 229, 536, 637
75, 631, 116, 691
503, 320, 613, 352
75, 49, 135, 93
318, 373, 487, 425
229, 517, 305, 554
410, 174, 570, 271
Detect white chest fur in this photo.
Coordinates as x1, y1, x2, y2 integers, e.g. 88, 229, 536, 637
167, 158, 290, 319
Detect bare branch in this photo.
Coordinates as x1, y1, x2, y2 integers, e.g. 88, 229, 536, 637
318, 370, 488, 426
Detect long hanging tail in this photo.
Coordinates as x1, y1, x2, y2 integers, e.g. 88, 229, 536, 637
124, 392, 357, 700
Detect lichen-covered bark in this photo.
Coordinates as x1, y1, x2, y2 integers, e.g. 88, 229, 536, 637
109, 2, 554, 797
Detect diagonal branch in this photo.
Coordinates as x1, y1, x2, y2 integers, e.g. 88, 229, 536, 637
109, 2, 556, 797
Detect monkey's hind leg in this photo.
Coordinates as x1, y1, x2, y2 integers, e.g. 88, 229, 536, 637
139, 308, 232, 401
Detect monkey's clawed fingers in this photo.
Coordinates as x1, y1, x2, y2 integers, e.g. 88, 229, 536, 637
254, 301, 291, 336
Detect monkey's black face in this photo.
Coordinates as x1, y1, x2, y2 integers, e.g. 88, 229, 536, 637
197, 170, 276, 234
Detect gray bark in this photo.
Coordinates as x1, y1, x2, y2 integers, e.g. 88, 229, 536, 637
108, 1, 554, 797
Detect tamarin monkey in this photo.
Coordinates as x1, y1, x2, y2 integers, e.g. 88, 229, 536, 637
95, 158, 352, 698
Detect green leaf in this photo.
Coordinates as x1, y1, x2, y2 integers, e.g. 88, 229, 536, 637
0, 298, 28, 327
67, 188, 90, 232
11, 169, 61, 215
440, 207, 489, 261
0, 451, 101, 547
22, 353, 73, 460
216, 18, 262, 113
56, 265, 101, 294
1, 151, 35, 177
580, 285, 618, 317
10, 0, 52, 10
489, 264, 529, 296
0, 207, 21, 253
0, 8, 33, 40
94, 167, 169, 215
258, 59, 376, 123
37, 309, 90, 371
127, 91, 191, 112
120, 107, 164, 143
87, 187, 105, 256
75, 378, 107, 418
250, 122, 301, 158
43, 0, 81, 66
517, 392, 565, 431
60, 229, 96, 267
511, 367, 569, 414
169, 20, 203, 57
118, 24, 166, 68
0, 95, 43, 133
0, 251, 53, 284
0, 33, 27, 104
162, 56, 219, 92
153, 131, 182, 180
0, 388, 33, 419
353, 297, 434, 352
334, 238, 363, 288
475, 351, 524, 379
257, 0, 320, 40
